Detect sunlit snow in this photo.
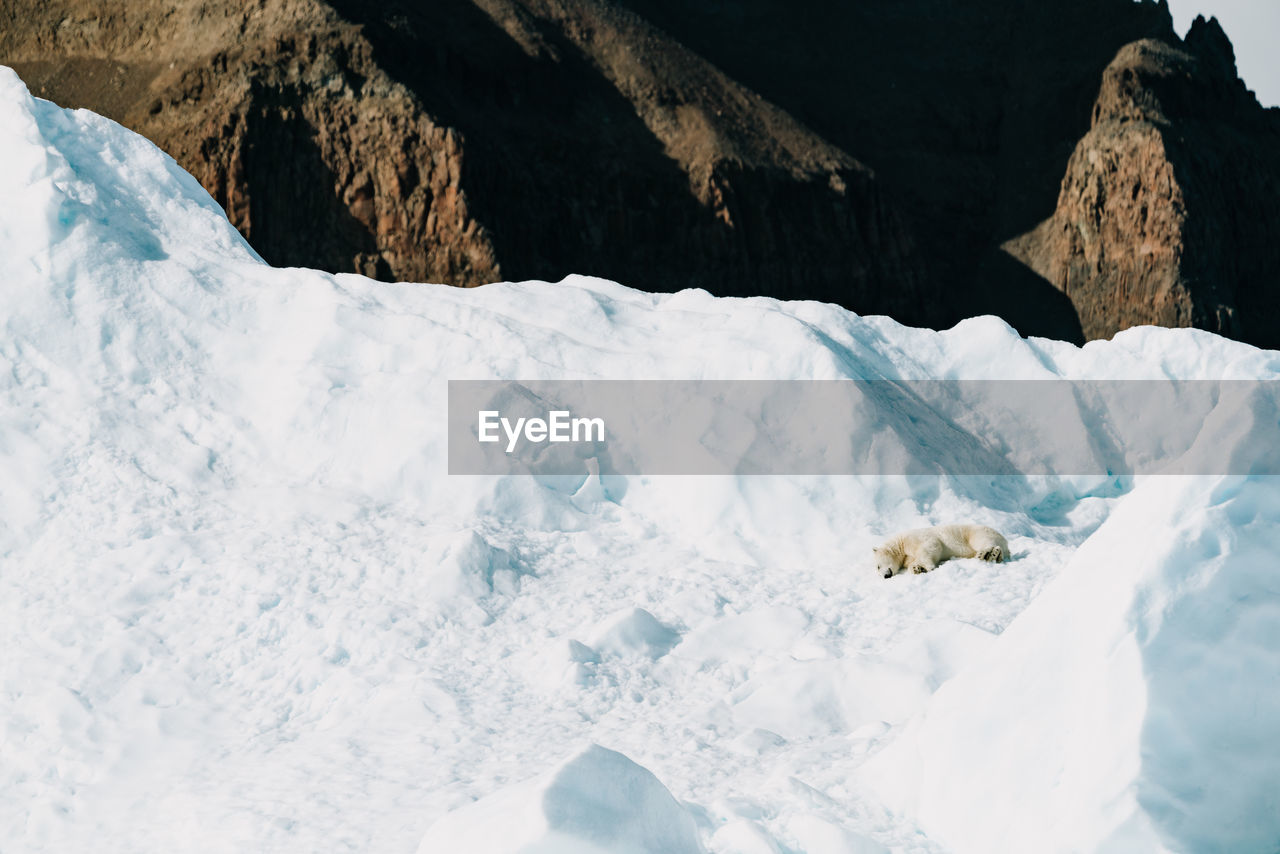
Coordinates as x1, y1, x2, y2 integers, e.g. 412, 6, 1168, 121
1, 66, 1277, 854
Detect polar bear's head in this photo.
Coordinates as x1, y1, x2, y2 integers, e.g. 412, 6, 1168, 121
872, 545, 904, 579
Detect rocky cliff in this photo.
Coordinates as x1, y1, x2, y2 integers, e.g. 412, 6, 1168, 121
560, 0, 1179, 340
2, 1, 1276, 345
0, 0, 934, 322
1004, 16, 1280, 348
1, 0, 500, 285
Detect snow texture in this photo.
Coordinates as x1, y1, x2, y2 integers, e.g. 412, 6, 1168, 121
415, 744, 703, 854
1, 66, 1278, 853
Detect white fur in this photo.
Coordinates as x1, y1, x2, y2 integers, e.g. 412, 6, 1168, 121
873, 524, 1009, 578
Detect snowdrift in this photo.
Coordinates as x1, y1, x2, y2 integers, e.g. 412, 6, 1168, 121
415, 744, 703, 854
862, 475, 1280, 853
1, 65, 1278, 854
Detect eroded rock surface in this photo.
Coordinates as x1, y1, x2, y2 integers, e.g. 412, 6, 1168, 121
4, 2, 1275, 344
1005, 17, 1280, 347
0, 0, 934, 322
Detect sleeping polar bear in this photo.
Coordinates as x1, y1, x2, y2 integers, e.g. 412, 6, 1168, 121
874, 524, 1009, 578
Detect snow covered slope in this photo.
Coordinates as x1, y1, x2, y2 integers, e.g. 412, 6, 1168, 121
862, 475, 1280, 854
1, 66, 1278, 854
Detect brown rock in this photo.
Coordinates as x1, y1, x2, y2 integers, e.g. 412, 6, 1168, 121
605, 0, 1177, 341
0, 0, 938, 323
1004, 18, 1280, 347
6, 2, 1273, 345
2, 2, 501, 286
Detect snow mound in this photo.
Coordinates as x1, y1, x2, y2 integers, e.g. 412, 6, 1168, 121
588, 607, 681, 660
416, 745, 703, 854
3, 64, 1280, 854
422, 530, 523, 624
674, 606, 810, 667
529, 638, 603, 691
862, 474, 1280, 853
786, 814, 889, 854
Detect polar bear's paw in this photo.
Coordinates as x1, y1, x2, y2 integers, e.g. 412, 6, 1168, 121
979, 546, 1003, 563
911, 564, 929, 574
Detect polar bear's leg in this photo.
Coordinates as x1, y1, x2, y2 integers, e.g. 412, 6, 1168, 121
970, 526, 1008, 563
910, 540, 946, 574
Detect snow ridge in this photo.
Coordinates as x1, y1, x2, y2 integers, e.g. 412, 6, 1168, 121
2, 66, 1278, 854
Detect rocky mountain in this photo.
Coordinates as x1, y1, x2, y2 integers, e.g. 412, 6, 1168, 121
2, 0, 1276, 345
0, 0, 934, 324
1005, 16, 1280, 348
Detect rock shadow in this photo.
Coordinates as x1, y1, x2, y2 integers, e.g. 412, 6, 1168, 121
238, 91, 387, 277
325, 0, 715, 291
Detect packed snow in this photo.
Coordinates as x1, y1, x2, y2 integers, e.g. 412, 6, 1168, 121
1, 65, 1278, 853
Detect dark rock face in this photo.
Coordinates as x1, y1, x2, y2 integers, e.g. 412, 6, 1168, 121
1, 2, 501, 285
0, 0, 936, 324
605, 0, 1177, 341
1004, 16, 1280, 347
2, 1, 1276, 346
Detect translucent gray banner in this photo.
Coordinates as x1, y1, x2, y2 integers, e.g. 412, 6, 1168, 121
447, 380, 1280, 476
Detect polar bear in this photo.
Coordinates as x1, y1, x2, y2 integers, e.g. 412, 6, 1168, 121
873, 524, 1009, 578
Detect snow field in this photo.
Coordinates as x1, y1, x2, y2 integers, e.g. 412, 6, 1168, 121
2, 66, 1279, 854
